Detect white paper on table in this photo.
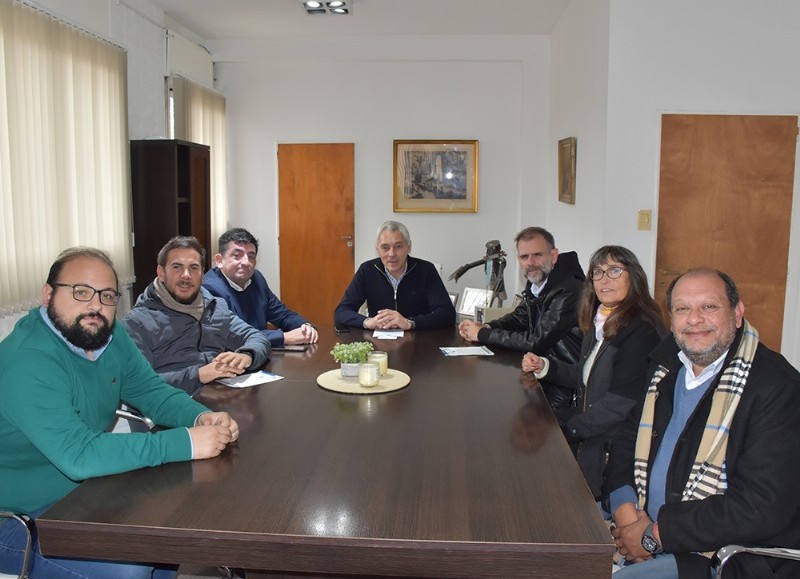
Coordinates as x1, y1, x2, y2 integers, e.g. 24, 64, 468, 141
219, 371, 284, 388
439, 346, 495, 357
373, 329, 404, 339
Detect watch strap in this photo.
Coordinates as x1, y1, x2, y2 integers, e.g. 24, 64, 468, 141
642, 521, 664, 555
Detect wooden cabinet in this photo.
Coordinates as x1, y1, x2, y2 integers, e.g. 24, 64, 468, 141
130, 139, 211, 299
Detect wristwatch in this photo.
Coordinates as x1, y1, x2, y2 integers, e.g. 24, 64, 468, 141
408, 318, 416, 330
641, 522, 663, 555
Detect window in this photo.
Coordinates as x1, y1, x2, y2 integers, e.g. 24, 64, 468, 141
0, 0, 131, 316
169, 74, 228, 252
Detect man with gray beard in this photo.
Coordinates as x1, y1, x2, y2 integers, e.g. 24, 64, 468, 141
606, 268, 800, 579
458, 226, 584, 364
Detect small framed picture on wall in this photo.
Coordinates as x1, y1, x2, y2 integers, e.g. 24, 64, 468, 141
558, 137, 576, 205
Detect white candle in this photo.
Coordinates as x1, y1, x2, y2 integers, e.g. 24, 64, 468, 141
358, 362, 380, 387
367, 351, 388, 376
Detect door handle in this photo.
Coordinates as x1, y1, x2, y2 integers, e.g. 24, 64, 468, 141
341, 234, 353, 247
658, 268, 682, 276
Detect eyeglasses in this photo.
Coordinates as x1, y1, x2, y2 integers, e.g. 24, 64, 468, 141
51, 283, 122, 306
590, 266, 626, 281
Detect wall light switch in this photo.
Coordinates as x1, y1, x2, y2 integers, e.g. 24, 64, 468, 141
637, 210, 652, 231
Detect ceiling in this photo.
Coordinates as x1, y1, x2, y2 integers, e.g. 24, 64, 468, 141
146, 0, 572, 42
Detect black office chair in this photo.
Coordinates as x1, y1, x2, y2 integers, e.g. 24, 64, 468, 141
714, 544, 800, 578
0, 512, 33, 579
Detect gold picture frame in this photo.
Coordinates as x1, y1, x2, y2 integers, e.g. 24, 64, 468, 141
393, 140, 478, 213
558, 137, 577, 205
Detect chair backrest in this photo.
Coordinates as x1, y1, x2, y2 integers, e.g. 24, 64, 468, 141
457, 287, 493, 318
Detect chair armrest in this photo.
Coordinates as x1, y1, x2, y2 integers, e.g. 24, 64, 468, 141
715, 544, 800, 579
115, 408, 155, 430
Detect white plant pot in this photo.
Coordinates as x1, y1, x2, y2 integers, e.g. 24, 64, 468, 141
340, 362, 360, 378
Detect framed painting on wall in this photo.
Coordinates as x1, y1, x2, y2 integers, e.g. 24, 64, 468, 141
558, 137, 577, 205
393, 140, 478, 213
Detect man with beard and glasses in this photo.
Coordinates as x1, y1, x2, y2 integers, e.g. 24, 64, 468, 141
0, 247, 239, 579
124, 236, 270, 396
459, 226, 584, 361
605, 268, 800, 579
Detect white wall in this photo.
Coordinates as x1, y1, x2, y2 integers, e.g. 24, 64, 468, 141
212, 35, 552, 300
21, 0, 800, 363
605, 0, 800, 364
547, 0, 610, 265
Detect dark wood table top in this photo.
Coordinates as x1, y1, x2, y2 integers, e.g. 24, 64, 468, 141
37, 326, 614, 578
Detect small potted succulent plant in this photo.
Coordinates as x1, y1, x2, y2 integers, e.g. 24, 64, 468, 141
331, 341, 374, 378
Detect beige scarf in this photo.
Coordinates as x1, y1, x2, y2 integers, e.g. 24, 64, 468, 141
634, 321, 759, 556
153, 277, 205, 321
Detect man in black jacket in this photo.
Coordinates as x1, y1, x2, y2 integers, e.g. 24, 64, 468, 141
607, 268, 800, 579
458, 226, 584, 364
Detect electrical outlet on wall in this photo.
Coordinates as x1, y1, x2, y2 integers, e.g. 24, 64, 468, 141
637, 210, 652, 231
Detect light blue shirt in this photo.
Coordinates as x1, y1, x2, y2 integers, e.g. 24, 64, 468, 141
530, 277, 548, 298
383, 263, 408, 292
39, 306, 113, 360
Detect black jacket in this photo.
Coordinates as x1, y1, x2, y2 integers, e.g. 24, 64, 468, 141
477, 251, 584, 360
333, 256, 456, 329
605, 326, 800, 579
546, 316, 664, 499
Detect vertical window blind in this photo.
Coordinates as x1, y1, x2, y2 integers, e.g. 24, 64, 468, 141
0, 0, 132, 317
170, 74, 228, 253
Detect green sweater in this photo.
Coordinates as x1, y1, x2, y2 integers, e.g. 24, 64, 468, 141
0, 308, 210, 514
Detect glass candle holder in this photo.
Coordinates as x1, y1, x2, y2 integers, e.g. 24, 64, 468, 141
367, 351, 388, 376
358, 362, 380, 388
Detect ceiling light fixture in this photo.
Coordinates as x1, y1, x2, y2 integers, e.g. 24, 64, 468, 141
300, 0, 352, 16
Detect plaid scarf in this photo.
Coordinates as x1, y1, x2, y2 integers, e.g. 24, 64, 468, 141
634, 321, 759, 555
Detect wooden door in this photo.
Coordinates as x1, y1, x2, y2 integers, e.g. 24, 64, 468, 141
655, 115, 797, 351
278, 143, 355, 325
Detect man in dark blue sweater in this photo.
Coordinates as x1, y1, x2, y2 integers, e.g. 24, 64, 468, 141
333, 221, 455, 330
203, 228, 318, 348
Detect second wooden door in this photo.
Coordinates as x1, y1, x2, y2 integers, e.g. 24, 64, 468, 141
655, 114, 797, 351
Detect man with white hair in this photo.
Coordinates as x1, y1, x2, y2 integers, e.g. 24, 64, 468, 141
334, 220, 455, 330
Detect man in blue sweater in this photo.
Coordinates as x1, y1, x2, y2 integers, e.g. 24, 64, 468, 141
203, 228, 318, 348
124, 236, 271, 395
334, 221, 456, 330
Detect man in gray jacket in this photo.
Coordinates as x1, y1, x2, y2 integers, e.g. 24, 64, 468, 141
124, 236, 271, 395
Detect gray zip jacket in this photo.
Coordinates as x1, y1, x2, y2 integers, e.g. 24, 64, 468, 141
123, 282, 271, 395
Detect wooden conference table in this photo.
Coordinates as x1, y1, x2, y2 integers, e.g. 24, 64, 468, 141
38, 326, 614, 578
